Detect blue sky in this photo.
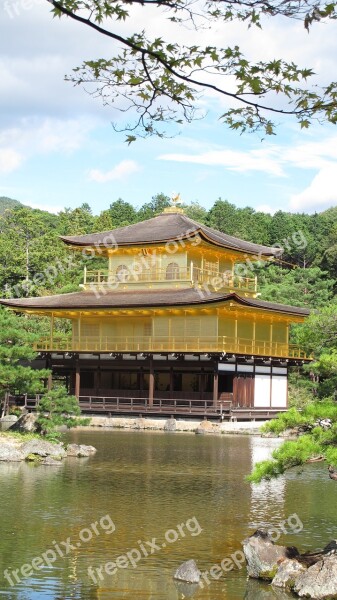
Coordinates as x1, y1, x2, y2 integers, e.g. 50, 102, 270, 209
1, 1, 337, 215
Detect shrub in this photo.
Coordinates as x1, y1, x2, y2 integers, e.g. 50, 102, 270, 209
36, 386, 90, 441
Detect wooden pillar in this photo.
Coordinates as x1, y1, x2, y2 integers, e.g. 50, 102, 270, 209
75, 358, 81, 399
46, 355, 53, 391
50, 313, 54, 350
94, 370, 100, 395
139, 367, 144, 394
148, 358, 154, 407
213, 367, 219, 406
200, 369, 205, 400
169, 367, 174, 396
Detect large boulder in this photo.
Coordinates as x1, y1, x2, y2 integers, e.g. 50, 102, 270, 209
0, 443, 24, 462
0, 415, 18, 432
20, 439, 66, 460
66, 444, 97, 457
173, 560, 201, 584
272, 558, 307, 590
243, 530, 299, 581
10, 413, 37, 433
293, 554, 337, 599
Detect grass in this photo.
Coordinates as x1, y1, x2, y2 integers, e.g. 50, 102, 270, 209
0, 431, 41, 442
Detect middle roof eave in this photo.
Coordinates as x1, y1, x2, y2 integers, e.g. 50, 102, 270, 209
0, 288, 310, 316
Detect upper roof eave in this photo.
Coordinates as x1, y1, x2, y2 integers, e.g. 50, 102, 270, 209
59, 212, 279, 257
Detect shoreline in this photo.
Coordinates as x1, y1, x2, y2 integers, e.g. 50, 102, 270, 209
75, 415, 266, 435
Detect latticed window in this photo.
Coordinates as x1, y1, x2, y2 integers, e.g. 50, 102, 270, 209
116, 264, 130, 282
166, 262, 180, 280
204, 260, 219, 273
144, 322, 152, 337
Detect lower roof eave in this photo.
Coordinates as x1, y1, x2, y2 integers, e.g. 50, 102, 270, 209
36, 350, 312, 364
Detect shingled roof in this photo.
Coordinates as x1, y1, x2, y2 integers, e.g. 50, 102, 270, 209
0, 289, 309, 316
60, 212, 280, 257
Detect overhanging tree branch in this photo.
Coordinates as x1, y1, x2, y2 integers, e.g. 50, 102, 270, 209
47, 0, 337, 140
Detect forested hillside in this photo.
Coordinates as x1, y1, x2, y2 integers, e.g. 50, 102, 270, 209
0, 197, 23, 215
0, 193, 337, 401
1, 194, 336, 305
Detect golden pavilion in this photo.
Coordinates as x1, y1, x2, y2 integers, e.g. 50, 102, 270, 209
1, 201, 310, 418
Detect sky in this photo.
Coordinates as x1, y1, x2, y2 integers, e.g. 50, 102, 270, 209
1, 0, 337, 216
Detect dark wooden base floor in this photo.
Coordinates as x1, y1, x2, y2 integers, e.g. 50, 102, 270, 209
7, 394, 287, 421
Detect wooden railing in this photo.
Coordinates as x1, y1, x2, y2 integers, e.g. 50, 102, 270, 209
34, 335, 311, 359
78, 396, 232, 415
83, 267, 257, 294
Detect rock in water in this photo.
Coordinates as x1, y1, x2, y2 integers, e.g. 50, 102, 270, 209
173, 559, 201, 583
66, 444, 97, 457
164, 418, 177, 432
195, 420, 214, 435
243, 530, 299, 581
293, 555, 337, 599
0, 443, 24, 462
20, 439, 66, 460
272, 558, 307, 590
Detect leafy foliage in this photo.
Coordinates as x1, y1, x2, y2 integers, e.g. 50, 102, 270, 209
0, 308, 49, 398
47, 0, 337, 140
250, 401, 337, 482
36, 386, 89, 441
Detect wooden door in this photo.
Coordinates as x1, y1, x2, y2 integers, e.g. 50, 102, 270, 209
233, 374, 254, 407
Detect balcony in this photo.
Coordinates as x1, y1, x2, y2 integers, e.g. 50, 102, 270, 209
35, 335, 311, 360
82, 267, 258, 295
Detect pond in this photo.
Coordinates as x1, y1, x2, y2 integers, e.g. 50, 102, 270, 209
0, 430, 336, 599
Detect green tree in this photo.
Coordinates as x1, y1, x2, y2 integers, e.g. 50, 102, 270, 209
0, 197, 23, 215
0, 309, 49, 406
49, 0, 337, 141
137, 193, 170, 221
93, 209, 115, 232
208, 199, 240, 236
295, 303, 337, 355
248, 402, 337, 482
0, 207, 56, 296
36, 386, 88, 440
184, 201, 208, 224
319, 221, 337, 279
258, 265, 334, 308
109, 199, 138, 226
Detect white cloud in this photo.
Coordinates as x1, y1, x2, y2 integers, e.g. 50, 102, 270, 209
158, 148, 284, 177
290, 165, 337, 211
256, 204, 277, 215
88, 160, 141, 183
24, 201, 65, 214
0, 117, 96, 175
0, 117, 95, 155
0, 148, 22, 173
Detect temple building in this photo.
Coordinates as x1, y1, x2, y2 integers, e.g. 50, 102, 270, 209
1, 201, 311, 418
